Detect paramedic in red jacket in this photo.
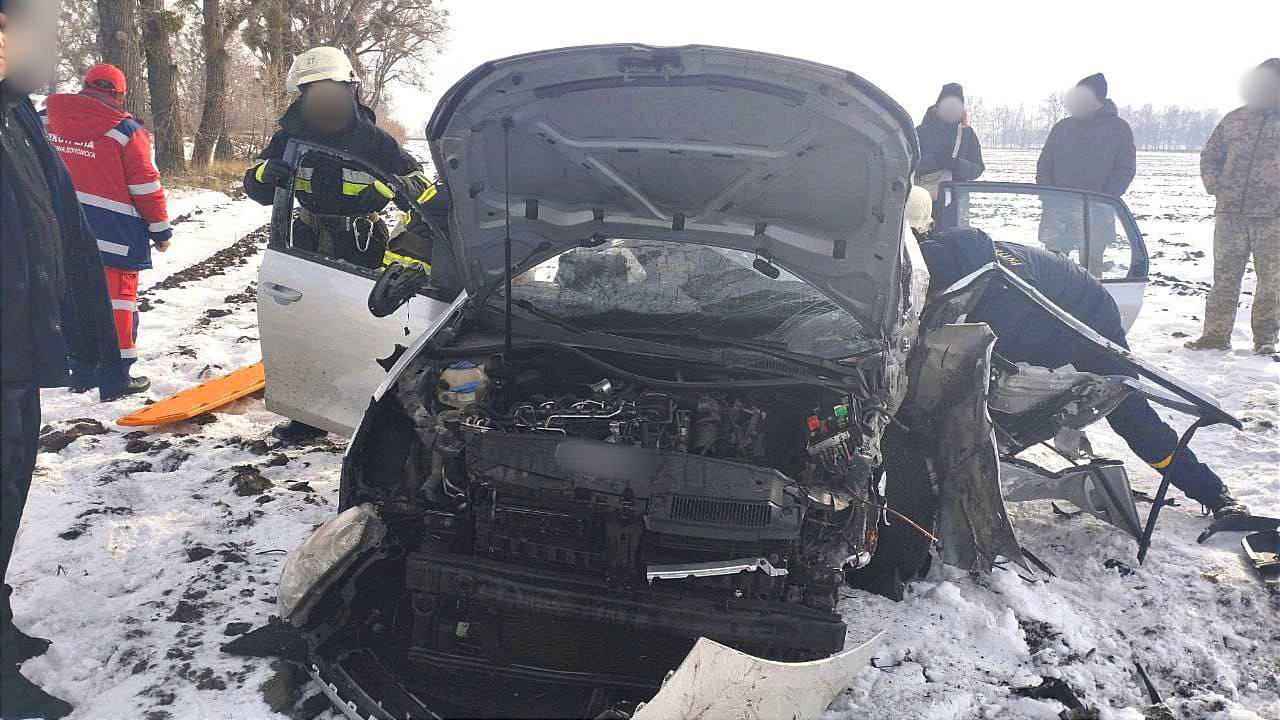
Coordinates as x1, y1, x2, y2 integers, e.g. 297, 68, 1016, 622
42, 64, 171, 400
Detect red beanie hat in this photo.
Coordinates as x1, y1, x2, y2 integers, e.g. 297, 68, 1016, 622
84, 64, 127, 94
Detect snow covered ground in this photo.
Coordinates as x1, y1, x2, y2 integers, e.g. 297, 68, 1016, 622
8, 150, 1277, 719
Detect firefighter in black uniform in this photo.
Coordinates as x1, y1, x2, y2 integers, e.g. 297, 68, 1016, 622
244, 46, 434, 270
245, 47, 438, 441
916, 224, 1248, 520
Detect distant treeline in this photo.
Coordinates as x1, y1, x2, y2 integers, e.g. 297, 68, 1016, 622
965, 94, 1221, 151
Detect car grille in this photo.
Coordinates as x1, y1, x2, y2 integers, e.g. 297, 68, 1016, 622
669, 495, 771, 527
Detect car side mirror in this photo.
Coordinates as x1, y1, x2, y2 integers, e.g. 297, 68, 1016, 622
369, 262, 432, 318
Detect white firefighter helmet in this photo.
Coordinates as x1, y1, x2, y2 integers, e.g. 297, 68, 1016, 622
285, 46, 359, 93
905, 184, 934, 233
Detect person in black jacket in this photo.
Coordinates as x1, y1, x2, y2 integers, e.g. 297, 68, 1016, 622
916, 226, 1246, 521
1, 1, 118, 716
1036, 73, 1137, 273
245, 47, 431, 442
915, 83, 984, 215
244, 47, 430, 271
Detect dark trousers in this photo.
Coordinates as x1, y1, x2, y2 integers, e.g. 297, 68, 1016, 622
996, 307, 1226, 506
1, 384, 40, 631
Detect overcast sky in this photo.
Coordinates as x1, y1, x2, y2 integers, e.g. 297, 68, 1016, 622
388, 0, 1279, 133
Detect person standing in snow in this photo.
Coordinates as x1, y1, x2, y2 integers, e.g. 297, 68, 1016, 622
244, 46, 431, 442
1, 1, 119, 716
1186, 59, 1280, 355
915, 82, 984, 215
41, 63, 173, 401
1036, 73, 1137, 274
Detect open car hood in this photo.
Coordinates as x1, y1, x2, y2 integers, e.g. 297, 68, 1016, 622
425, 44, 918, 335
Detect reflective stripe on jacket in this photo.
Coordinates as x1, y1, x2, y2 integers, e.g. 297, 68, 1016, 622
41, 93, 171, 271
243, 96, 422, 218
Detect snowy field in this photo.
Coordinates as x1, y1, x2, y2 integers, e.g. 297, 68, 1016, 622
9, 150, 1278, 719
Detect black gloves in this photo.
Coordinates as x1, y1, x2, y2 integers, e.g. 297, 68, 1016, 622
354, 181, 395, 213
391, 172, 432, 212
255, 159, 292, 188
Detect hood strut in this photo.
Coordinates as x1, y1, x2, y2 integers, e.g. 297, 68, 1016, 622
503, 116, 514, 350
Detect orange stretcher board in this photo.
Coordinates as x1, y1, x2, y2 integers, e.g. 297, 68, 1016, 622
117, 361, 265, 427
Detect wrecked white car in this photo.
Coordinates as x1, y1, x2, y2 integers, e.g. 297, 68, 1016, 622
255, 45, 1239, 719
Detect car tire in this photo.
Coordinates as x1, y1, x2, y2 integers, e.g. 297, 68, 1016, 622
846, 422, 937, 601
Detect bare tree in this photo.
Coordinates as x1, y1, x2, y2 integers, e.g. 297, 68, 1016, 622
1038, 92, 1064, 134
350, 0, 448, 112
190, 0, 269, 167
966, 95, 1219, 150
256, 0, 448, 113
242, 0, 301, 123
55, 0, 100, 91
96, 0, 150, 120
140, 0, 186, 171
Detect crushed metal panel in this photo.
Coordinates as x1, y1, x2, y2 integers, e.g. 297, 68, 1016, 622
988, 364, 1132, 456
902, 322, 1025, 573
1001, 459, 1144, 540
631, 631, 883, 720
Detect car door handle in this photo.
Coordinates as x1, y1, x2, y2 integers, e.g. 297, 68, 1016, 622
263, 283, 303, 305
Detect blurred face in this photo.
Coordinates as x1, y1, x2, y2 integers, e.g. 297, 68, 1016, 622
2, 0, 59, 93
1241, 67, 1280, 108
937, 96, 964, 123
1, 12, 8, 81
300, 80, 356, 133
1065, 86, 1102, 117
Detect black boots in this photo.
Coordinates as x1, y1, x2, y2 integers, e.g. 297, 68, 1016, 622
1203, 489, 1250, 521
0, 668, 73, 720
100, 375, 151, 402
1, 618, 69, 719
0, 624, 50, 665
270, 420, 327, 443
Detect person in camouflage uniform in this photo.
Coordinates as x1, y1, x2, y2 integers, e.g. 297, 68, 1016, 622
1187, 58, 1280, 355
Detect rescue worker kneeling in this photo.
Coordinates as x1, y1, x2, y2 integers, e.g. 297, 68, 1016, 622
244, 46, 429, 270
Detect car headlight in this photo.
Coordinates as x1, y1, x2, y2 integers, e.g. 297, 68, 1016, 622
278, 503, 385, 625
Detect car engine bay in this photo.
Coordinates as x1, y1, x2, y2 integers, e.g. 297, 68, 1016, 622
314, 340, 895, 696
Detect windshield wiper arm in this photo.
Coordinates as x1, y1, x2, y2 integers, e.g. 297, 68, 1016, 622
608, 328, 839, 371
506, 297, 587, 335
611, 328, 786, 350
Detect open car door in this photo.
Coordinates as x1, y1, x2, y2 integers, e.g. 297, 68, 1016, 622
935, 181, 1149, 330
256, 140, 455, 437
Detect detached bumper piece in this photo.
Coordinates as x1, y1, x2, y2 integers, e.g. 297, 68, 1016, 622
632, 631, 884, 720
404, 552, 846, 689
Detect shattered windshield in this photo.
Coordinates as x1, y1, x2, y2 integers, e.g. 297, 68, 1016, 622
507, 240, 877, 359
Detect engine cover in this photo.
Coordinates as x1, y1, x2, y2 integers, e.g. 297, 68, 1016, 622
463, 430, 804, 542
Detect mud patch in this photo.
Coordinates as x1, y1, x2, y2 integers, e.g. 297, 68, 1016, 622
224, 284, 257, 305
40, 418, 110, 452
230, 466, 274, 497
59, 505, 133, 540
141, 227, 268, 298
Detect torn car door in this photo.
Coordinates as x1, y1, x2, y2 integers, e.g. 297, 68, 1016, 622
900, 263, 1239, 572
899, 319, 1025, 573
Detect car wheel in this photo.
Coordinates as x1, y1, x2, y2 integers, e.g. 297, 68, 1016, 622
846, 422, 937, 600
